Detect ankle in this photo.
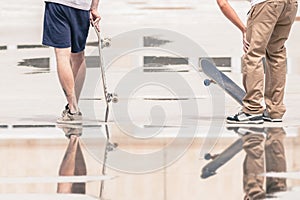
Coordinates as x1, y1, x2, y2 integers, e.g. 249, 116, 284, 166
68, 109, 79, 115
68, 104, 79, 114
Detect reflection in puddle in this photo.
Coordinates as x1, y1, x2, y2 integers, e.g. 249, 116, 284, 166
17, 45, 47, 49
143, 36, 171, 47
127, 1, 147, 5
58, 131, 86, 194
18, 58, 49, 69
18, 57, 50, 74
139, 6, 193, 10
0, 46, 7, 50
144, 56, 188, 65
57, 124, 117, 198
201, 127, 289, 199
143, 97, 189, 101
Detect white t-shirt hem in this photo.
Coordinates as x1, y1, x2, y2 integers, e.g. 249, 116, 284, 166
250, 0, 267, 6
45, 0, 91, 11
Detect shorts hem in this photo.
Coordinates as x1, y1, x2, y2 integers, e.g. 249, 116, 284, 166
42, 41, 71, 49
42, 41, 85, 53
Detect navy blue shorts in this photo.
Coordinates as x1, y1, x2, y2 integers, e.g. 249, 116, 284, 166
42, 2, 90, 53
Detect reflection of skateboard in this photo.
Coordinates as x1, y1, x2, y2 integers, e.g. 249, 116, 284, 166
99, 124, 118, 198
200, 58, 245, 105
201, 126, 265, 179
94, 27, 118, 122
201, 138, 243, 179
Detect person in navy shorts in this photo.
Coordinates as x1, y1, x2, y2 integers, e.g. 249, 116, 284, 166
42, 0, 100, 124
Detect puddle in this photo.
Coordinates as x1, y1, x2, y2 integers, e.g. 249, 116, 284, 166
17, 57, 100, 72
143, 97, 189, 101
18, 57, 49, 69
12, 124, 56, 128
127, 1, 147, 5
143, 36, 172, 47
139, 6, 193, 10
144, 56, 188, 66
16, 37, 232, 74
17, 44, 47, 49
0, 46, 7, 51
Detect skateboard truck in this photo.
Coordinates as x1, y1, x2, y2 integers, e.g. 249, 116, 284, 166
107, 93, 118, 103
101, 37, 111, 49
204, 153, 219, 160
204, 79, 216, 86
107, 142, 118, 151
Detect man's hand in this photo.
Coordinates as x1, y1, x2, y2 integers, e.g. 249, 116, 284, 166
90, 9, 101, 32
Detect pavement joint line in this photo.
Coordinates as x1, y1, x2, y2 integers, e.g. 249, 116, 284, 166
12, 124, 56, 128
0, 175, 115, 184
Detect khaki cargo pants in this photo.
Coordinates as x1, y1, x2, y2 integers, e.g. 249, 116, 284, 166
242, 0, 298, 119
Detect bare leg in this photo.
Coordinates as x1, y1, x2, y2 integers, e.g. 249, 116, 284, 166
71, 51, 86, 102
55, 48, 79, 113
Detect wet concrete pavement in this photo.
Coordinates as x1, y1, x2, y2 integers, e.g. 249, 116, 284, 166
1, 0, 300, 199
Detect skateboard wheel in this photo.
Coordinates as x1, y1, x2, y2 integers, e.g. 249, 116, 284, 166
112, 93, 118, 103
112, 97, 118, 103
107, 142, 118, 151
204, 153, 211, 160
112, 142, 118, 148
204, 79, 211, 86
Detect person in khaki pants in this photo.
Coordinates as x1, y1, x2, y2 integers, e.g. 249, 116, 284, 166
216, 0, 298, 124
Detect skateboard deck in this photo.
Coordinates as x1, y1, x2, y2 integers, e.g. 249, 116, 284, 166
200, 59, 245, 105
93, 26, 117, 123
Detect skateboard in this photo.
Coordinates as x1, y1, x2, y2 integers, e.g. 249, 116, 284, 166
93, 26, 118, 123
200, 58, 245, 105
201, 137, 243, 178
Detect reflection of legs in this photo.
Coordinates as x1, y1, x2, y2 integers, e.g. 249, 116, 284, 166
242, 133, 265, 199
265, 128, 287, 194
57, 135, 86, 194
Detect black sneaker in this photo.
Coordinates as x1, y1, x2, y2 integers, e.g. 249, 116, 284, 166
61, 104, 70, 117
262, 110, 282, 122
227, 111, 263, 124
57, 109, 82, 124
